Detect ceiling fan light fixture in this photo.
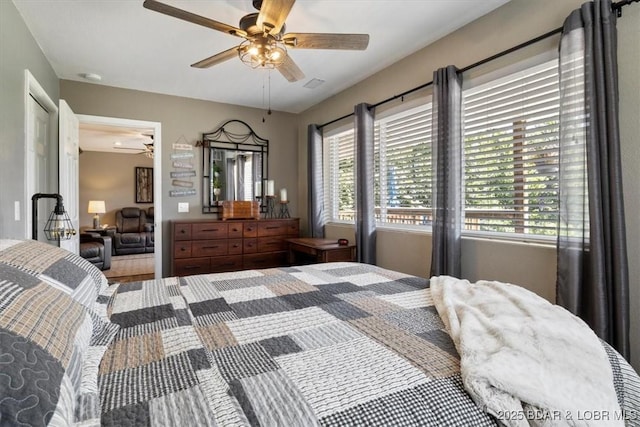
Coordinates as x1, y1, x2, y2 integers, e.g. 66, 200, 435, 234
239, 38, 287, 69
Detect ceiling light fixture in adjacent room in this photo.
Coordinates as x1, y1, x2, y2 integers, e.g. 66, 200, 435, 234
79, 72, 102, 82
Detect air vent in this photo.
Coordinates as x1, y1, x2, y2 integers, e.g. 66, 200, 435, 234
303, 78, 325, 89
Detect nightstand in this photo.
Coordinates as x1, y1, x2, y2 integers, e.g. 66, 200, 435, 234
286, 238, 356, 265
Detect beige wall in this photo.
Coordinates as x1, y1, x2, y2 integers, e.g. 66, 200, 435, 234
79, 151, 153, 229
0, 0, 59, 238
618, 4, 640, 372
61, 81, 299, 276
298, 0, 639, 371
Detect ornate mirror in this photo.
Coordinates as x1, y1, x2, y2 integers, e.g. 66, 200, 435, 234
200, 120, 268, 214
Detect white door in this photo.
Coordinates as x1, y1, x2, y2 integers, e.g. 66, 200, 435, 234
27, 96, 51, 242
59, 100, 79, 254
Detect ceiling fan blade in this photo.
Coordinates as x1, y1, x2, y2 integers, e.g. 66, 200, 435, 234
283, 33, 369, 50
143, 0, 246, 38
191, 46, 240, 68
257, 0, 295, 35
277, 55, 305, 82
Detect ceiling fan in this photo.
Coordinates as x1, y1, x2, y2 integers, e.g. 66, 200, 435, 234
114, 135, 154, 158
143, 0, 370, 82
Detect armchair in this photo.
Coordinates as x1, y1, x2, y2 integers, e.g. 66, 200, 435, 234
79, 233, 112, 270
111, 207, 149, 255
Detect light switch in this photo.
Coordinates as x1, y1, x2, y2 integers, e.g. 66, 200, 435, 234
14, 201, 20, 221
178, 202, 189, 213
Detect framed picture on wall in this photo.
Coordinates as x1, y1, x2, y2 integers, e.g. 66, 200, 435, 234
135, 167, 153, 203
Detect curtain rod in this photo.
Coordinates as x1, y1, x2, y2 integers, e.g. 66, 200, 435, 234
318, 0, 637, 130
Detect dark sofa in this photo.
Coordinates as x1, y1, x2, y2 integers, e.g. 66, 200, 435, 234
110, 207, 154, 255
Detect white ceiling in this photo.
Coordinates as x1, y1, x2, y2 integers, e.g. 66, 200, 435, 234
14, 0, 510, 115
79, 123, 155, 153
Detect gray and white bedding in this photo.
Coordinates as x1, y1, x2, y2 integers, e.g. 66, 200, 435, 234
1, 239, 639, 426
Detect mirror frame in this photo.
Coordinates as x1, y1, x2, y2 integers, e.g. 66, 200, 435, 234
199, 120, 269, 214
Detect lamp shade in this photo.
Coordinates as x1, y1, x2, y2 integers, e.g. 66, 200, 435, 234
88, 200, 106, 214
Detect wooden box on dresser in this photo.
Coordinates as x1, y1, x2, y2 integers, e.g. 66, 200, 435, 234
170, 218, 299, 276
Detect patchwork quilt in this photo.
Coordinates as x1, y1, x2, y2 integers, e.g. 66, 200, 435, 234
97, 263, 640, 426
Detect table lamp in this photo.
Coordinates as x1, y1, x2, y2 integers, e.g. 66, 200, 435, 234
88, 200, 106, 229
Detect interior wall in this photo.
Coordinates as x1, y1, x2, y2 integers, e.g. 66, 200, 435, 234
297, 0, 639, 371
79, 151, 154, 228
60, 80, 299, 276
618, 4, 640, 372
0, 0, 59, 238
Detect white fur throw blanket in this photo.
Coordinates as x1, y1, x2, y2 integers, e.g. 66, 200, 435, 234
430, 276, 622, 427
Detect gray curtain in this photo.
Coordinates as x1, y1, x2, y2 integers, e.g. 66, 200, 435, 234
225, 158, 235, 201
307, 124, 325, 238
355, 103, 376, 264
236, 155, 246, 200
252, 153, 262, 199
430, 66, 463, 278
557, 0, 629, 359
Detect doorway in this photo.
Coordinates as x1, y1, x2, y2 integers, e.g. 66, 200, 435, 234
76, 115, 162, 279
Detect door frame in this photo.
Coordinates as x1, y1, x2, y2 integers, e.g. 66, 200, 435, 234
24, 69, 58, 239
76, 114, 163, 279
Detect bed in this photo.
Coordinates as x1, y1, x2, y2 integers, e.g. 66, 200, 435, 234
1, 239, 638, 426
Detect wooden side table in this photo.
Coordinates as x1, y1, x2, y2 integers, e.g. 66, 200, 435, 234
286, 238, 356, 265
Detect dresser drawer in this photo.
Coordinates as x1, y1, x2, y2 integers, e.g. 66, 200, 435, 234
257, 236, 285, 252
192, 240, 228, 256
174, 223, 192, 240
228, 239, 243, 255
258, 221, 288, 237
210, 255, 243, 273
193, 223, 228, 239
228, 223, 243, 239
173, 241, 192, 259
243, 238, 258, 254
174, 258, 209, 276
243, 222, 258, 238
243, 252, 287, 269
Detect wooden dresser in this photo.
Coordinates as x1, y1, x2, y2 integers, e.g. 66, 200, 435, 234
170, 218, 299, 276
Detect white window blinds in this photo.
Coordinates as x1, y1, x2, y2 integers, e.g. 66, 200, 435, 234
463, 59, 560, 236
324, 129, 355, 222
374, 104, 433, 225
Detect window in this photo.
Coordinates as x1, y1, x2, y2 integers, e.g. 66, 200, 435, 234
324, 128, 355, 222
322, 58, 560, 238
463, 59, 560, 237
374, 104, 433, 226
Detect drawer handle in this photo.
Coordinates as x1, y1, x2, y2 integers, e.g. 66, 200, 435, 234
246, 227, 254, 231
232, 228, 239, 232
202, 228, 219, 232
184, 265, 200, 270
233, 244, 240, 248
266, 226, 279, 230
247, 243, 254, 247
180, 247, 186, 251
180, 229, 186, 234
203, 246, 219, 249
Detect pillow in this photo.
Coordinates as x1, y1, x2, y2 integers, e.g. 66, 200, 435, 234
0, 239, 108, 318
0, 239, 119, 425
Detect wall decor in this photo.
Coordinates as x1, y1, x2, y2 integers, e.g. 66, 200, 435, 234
172, 161, 194, 169
135, 167, 153, 203
172, 180, 194, 188
170, 152, 195, 160
170, 170, 197, 178
170, 189, 196, 197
